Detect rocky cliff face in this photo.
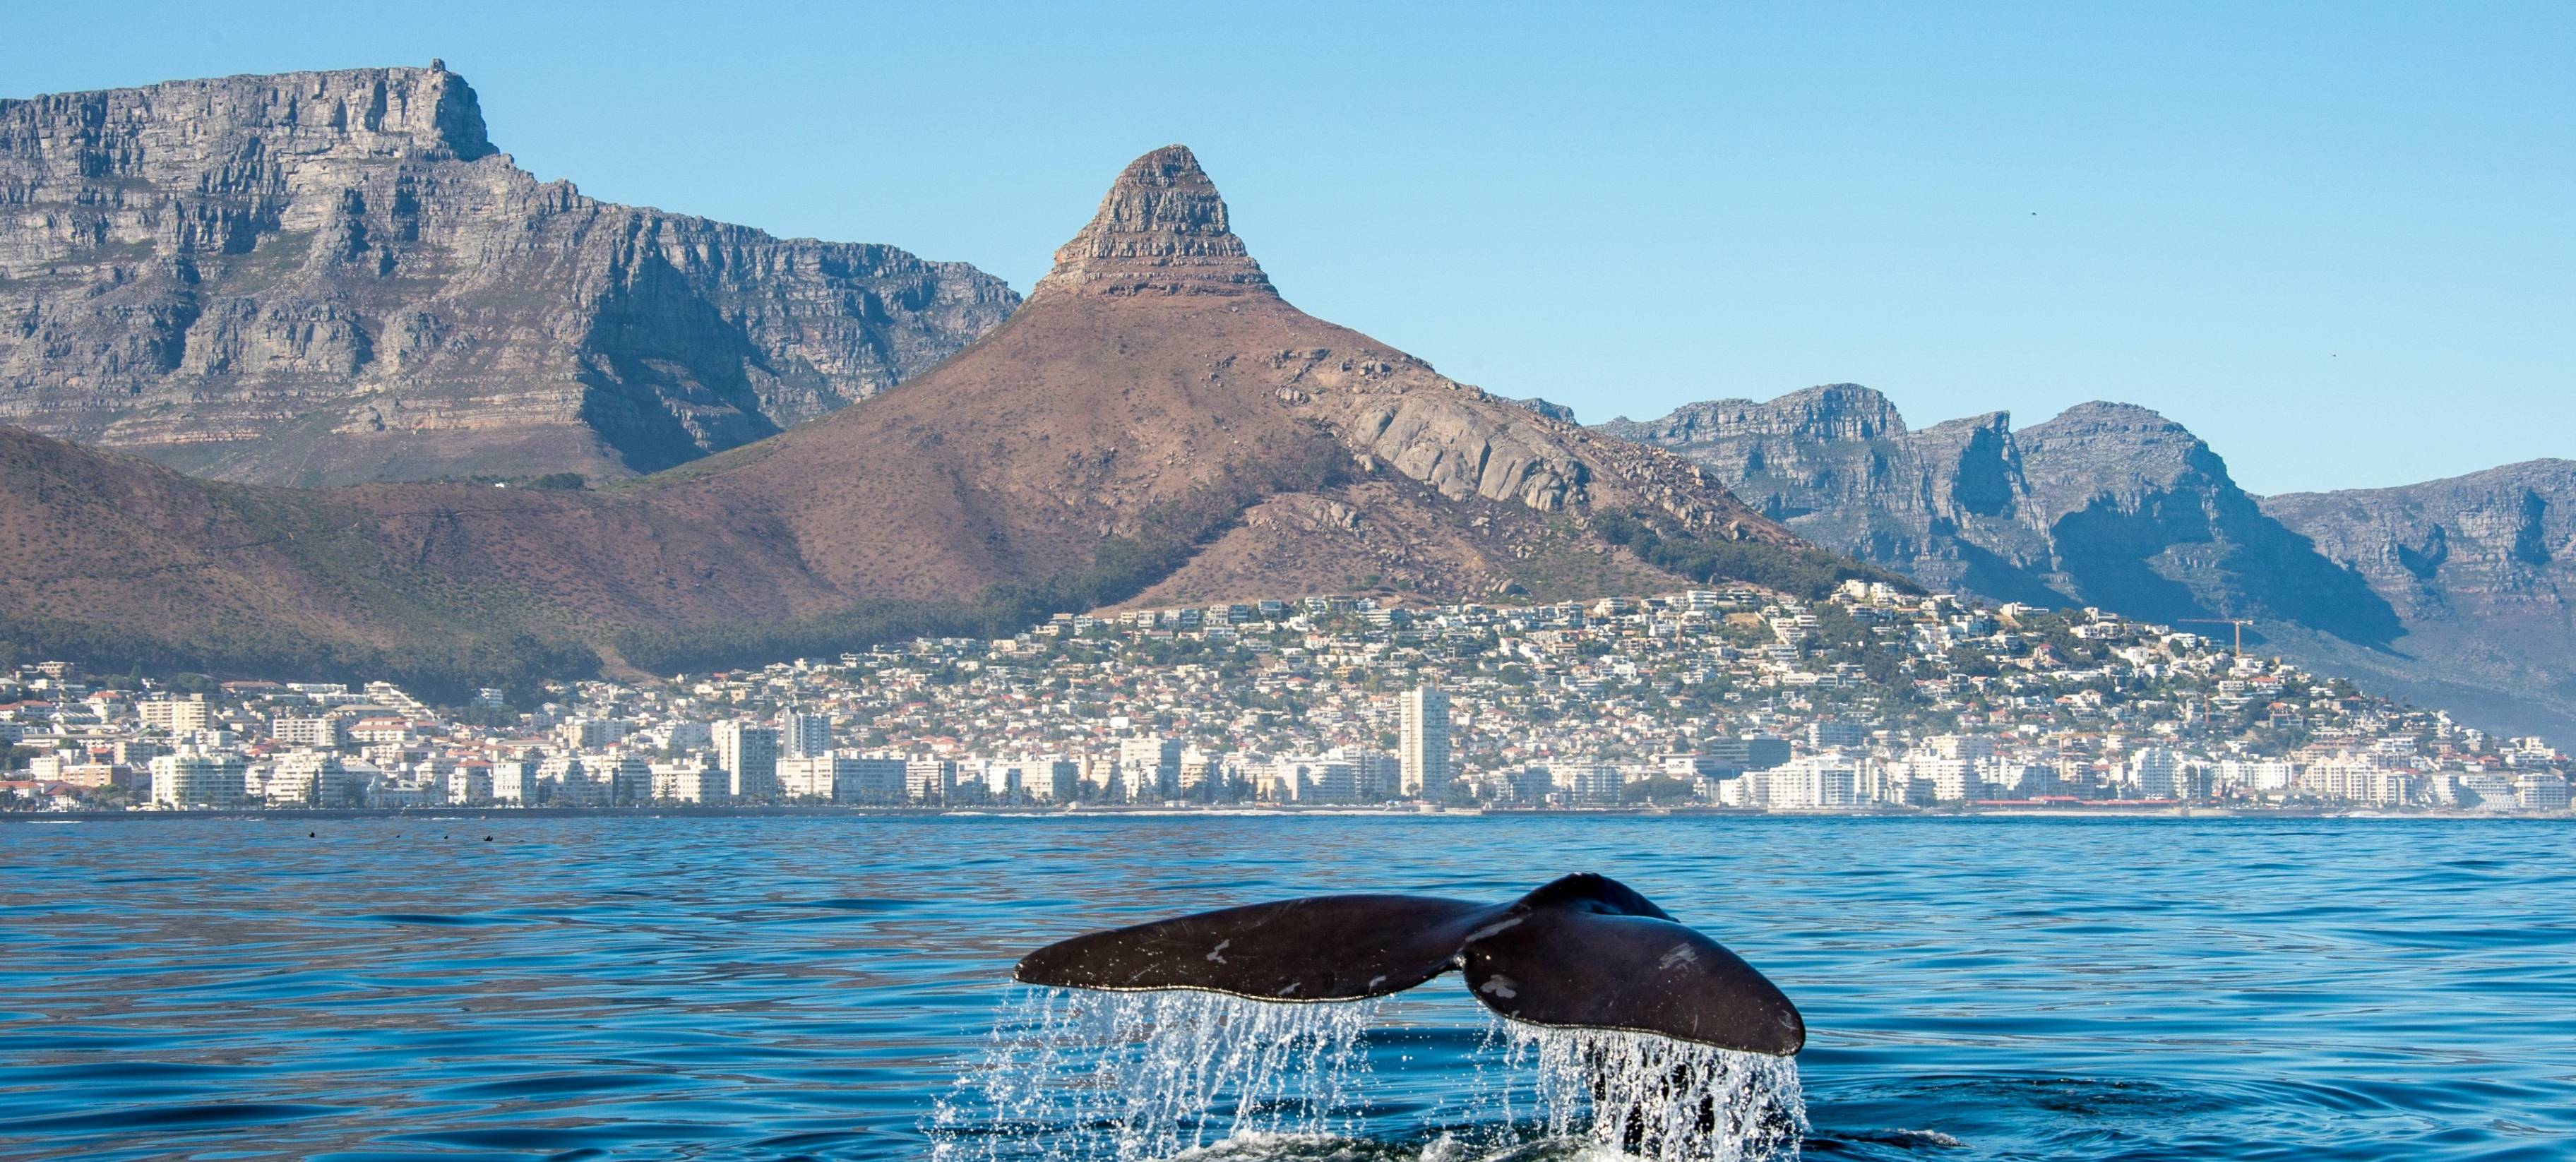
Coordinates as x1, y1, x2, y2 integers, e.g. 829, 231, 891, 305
2262, 462, 2576, 738
1603, 388, 2394, 640
1605, 386, 2576, 738
0, 65, 1017, 484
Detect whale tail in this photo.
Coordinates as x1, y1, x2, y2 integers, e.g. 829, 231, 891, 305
1011, 873, 1804, 1056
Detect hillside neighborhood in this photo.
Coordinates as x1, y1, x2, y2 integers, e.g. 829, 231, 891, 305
6, 583, 2566, 815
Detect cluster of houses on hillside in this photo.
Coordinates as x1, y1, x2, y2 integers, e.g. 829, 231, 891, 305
4, 583, 2568, 814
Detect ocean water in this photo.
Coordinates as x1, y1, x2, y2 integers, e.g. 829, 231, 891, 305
1, 814, 2570, 1161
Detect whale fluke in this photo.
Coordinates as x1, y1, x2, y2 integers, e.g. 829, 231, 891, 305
1013, 873, 1804, 1056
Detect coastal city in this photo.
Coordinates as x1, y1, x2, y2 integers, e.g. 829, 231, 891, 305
5, 582, 2566, 816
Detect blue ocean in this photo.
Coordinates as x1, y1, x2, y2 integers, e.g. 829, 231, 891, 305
1, 815, 2569, 1161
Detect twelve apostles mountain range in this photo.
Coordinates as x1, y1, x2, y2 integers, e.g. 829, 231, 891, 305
1600, 388, 2575, 741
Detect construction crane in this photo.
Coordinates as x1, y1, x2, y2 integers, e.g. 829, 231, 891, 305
2181, 618, 2255, 656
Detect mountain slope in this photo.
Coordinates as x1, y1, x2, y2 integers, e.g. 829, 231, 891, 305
0, 146, 1822, 691
1602, 387, 2395, 640
2262, 461, 2576, 738
1606, 385, 2576, 739
0, 64, 1016, 485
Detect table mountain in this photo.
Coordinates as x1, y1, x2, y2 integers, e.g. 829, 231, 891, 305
0, 145, 1823, 693
1605, 385, 2576, 739
0, 64, 1015, 486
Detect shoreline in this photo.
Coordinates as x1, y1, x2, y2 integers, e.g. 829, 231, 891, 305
4, 804, 2566, 823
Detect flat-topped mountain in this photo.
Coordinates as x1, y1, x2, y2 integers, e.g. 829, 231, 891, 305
0, 145, 1829, 693
0, 64, 1015, 485
1609, 385, 2576, 738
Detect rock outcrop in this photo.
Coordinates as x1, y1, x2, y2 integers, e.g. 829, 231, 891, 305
0, 64, 1016, 484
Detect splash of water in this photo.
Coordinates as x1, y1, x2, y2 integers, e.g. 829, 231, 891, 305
930, 988, 1381, 1161
931, 988, 1802, 1161
1498, 1024, 1806, 1162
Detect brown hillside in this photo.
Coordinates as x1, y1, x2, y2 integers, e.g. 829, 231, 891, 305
1, 146, 1815, 690
648, 145, 1796, 605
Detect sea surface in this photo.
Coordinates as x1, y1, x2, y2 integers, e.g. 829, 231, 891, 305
1, 814, 2570, 1161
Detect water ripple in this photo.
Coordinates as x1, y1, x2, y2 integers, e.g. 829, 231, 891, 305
0, 815, 2569, 1160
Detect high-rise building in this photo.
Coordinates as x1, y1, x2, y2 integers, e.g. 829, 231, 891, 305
713, 721, 780, 801
1117, 737, 1183, 801
781, 710, 833, 759
1400, 685, 1450, 797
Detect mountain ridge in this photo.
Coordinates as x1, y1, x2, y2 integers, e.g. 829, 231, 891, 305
1608, 385, 2573, 738
0, 64, 1017, 486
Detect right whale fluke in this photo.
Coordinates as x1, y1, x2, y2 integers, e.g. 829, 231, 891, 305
1012, 873, 1804, 1056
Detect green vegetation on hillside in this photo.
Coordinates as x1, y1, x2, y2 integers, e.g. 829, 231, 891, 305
1589, 509, 1921, 600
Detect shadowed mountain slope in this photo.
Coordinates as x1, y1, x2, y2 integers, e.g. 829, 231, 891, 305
2263, 461, 2576, 738
1605, 385, 2576, 739
1, 146, 1830, 692
0, 65, 1016, 485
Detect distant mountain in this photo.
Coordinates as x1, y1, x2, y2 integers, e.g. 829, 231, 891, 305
1602, 386, 2576, 740
1598, 385, 2396, 637
0, 64, 1015, 486
0, 145, 1842, 694
2262, 461, 2576, 740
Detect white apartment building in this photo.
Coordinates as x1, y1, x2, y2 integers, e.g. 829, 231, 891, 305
2131, 748, 2183, 798
1763, 756, 1862, 809
448, 762, 494, 805
270, 717, 340, 748
150, 748, 246, 808
265, 749, 350, 806
1265, 755, 1356, 803
778, 754, 910, 803
490, 757, 539, 805
652, 755, 729, 803
1331, 747, 1400, 800
139, 697, 211, 734
2217, 759, 2297, 794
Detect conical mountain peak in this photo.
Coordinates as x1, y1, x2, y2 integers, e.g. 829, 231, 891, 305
1032, 145, 1277, 299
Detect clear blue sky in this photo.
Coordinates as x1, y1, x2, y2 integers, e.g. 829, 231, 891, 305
8, 1, 2568, 493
